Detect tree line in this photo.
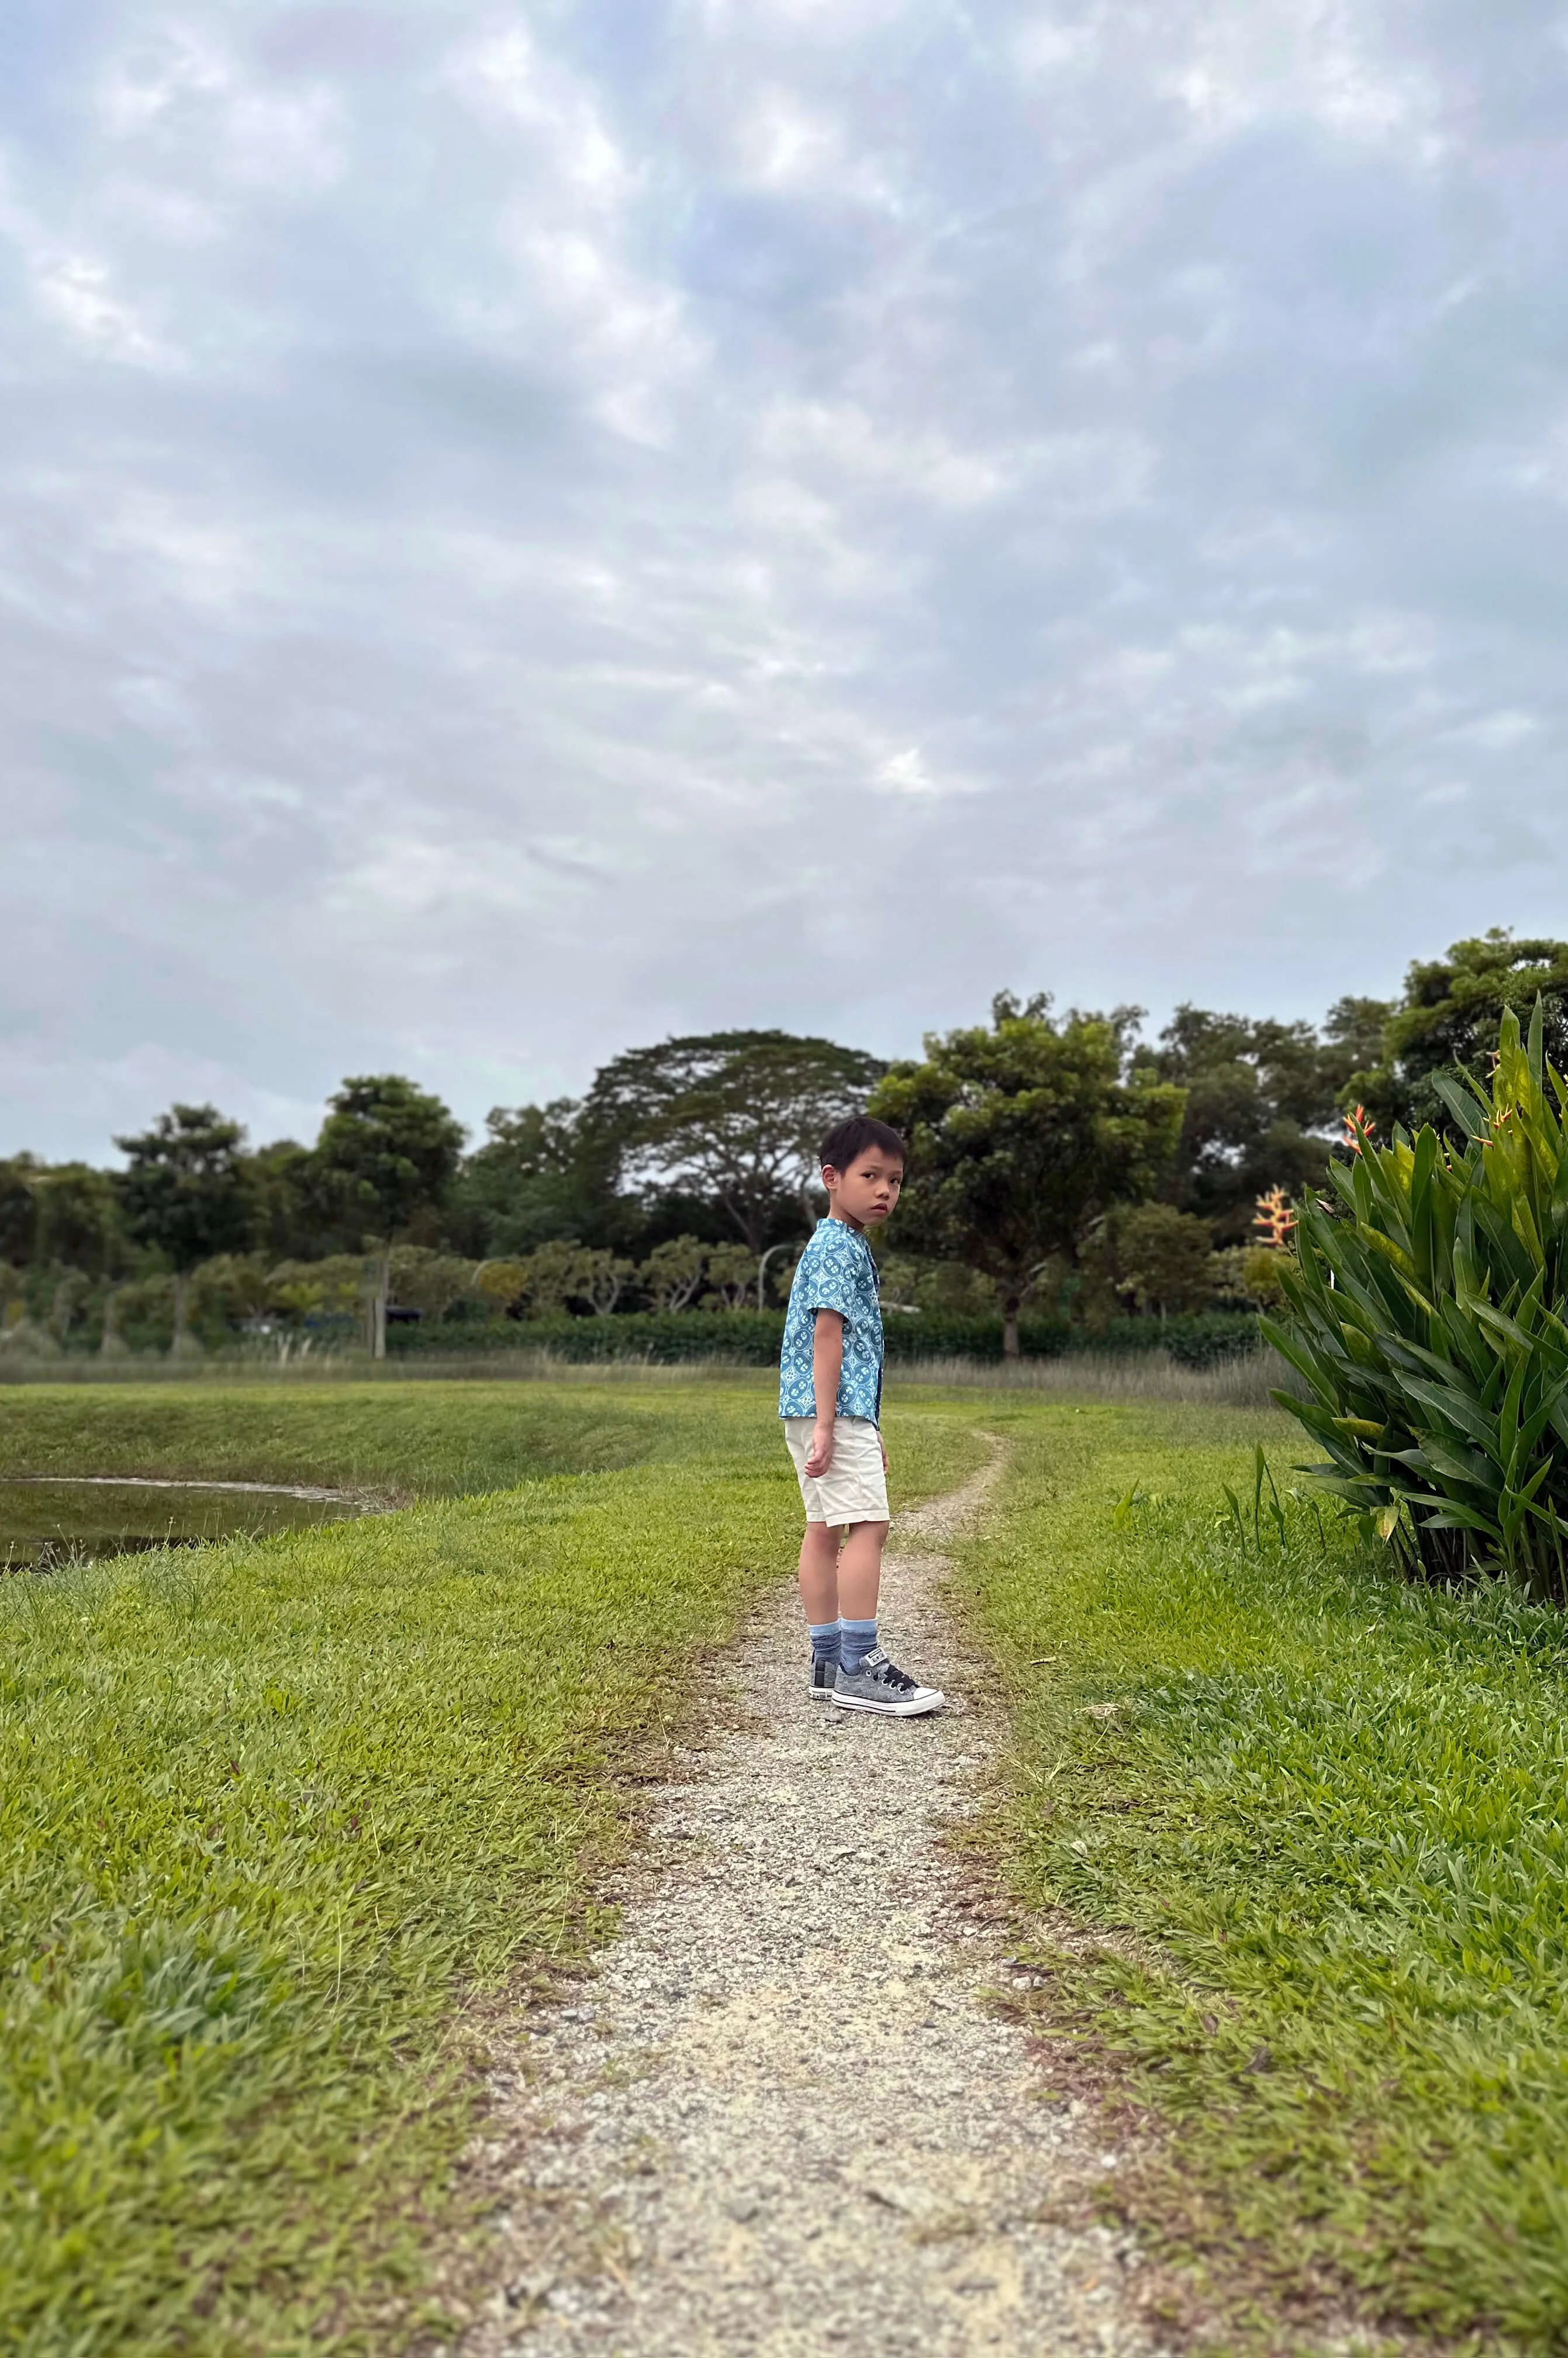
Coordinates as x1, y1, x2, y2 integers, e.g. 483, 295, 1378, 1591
4, 929, 1562, 1360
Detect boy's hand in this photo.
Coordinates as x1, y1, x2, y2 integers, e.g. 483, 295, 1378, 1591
805, 1421, 835, 1478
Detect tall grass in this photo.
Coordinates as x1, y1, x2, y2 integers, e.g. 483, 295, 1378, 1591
903, 1347, 1287, 1408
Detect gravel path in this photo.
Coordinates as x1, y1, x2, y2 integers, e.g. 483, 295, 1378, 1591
460, 1452, 1160, 2358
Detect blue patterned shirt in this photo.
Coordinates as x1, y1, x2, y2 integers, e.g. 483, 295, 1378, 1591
778, 1218, 885, 1423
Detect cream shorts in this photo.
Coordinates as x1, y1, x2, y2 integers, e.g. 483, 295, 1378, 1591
783, 1414, 889, 1526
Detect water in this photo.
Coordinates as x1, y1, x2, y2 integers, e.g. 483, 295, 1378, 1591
0, 1480, 372, 1573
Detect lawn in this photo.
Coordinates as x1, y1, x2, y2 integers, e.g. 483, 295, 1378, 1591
954, 1400, 1568, 2347
0, 1376, 798, 1498
0, 1378, 987, 2356
20, 1374, 1567, 2352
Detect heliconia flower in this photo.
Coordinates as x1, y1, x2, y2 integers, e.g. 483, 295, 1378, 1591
1342, 1104, 1376, 1155
1253, 1185, 1296, 1249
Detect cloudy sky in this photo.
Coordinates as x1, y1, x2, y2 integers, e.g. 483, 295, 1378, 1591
4, 1, 1566, 1161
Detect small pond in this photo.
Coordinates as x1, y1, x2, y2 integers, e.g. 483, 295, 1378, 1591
1, 1480, 374, 1573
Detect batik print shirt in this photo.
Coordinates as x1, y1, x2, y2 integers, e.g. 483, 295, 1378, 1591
778, 1217, 885, 1424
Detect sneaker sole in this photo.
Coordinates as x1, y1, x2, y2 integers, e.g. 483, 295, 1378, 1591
830, 1688, 945, 1718
808, 1685, 836, 1701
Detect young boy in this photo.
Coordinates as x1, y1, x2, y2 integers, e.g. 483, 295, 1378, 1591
778, 1115, 944, 1716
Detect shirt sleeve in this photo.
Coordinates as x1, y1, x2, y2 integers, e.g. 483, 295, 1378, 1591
796, 1236, 857, 1320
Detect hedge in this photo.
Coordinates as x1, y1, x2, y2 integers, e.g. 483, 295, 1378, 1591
386, 1308, 1261, 1369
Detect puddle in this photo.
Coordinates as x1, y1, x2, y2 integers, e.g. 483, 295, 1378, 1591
1, 1479, 374, 1573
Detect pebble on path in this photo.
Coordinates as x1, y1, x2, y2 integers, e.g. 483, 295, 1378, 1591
457, 1456, 1163, 2358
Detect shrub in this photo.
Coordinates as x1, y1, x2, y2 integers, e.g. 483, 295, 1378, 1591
1268, 1002, 1568, 1595
385, 1306, 1260, 1368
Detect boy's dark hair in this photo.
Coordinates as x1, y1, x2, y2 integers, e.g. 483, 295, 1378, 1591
820, 1114, 906, 1173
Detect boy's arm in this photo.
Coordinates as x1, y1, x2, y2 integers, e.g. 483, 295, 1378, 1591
805, 1312, 844, 1477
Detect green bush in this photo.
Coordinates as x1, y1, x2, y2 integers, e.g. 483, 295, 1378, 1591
1269, 1001, 1568, 1595
386, 1306, 1261, 1367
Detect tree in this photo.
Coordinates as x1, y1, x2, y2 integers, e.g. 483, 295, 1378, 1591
704, 1242, 759, 1311
241, 1140, 317, 1260
871, 994, 1187, 1357
35, 1164, 126, 1275
581, 1030, 885, 1253
452, 1099, 625, 1256
507, 1240, 585, 1316
0, 1157, 40, 1266
115, 1105, 252, 1349
386, 1246, 479, 1322
1349, 929, 1568, 1136
1077, 1204, 1216, 1328
1137, 999, 1392, 1243
640, 1236, 707, 1311
309, 1077, 465, 1357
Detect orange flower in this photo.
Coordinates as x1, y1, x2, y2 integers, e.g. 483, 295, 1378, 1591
1343, 1103, 1376, 1155
1253, 1185, 1296, 1249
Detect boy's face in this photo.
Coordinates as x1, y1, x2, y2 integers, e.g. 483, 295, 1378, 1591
823, 1147, 903, 1229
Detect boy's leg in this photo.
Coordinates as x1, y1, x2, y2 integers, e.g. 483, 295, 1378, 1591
838, 1519, 887, 1673
798, 1521, 844, 1694
831, 1517, 945, 1716
836, 1518, 889, 1627
797, 1520, 842, 1625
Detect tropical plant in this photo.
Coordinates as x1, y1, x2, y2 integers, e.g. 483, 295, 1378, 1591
1267, 1001, 1568, 1597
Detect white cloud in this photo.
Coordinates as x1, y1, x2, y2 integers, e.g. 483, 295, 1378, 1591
4, 0, 1568, 1156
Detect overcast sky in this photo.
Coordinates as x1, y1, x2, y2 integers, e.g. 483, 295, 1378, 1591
4, 1, 1566, 1162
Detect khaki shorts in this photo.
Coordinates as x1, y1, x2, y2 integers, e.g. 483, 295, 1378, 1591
783, 1415, 889, 1526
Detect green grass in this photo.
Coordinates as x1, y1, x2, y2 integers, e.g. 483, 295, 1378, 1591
0, 1378, 799, 1498
0, 1379, 987, 2356
955, 1402, 1568, 2346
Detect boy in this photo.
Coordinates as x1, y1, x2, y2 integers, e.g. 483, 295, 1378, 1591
778, 1115, 944, 1717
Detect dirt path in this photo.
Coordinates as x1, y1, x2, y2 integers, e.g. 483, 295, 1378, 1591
460, 1452, 1159, 2358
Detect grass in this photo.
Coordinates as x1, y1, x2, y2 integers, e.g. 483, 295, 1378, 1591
0, 1378, 805, 1497
0, 1378, 988, 2355
953, 1401, 1568, 2347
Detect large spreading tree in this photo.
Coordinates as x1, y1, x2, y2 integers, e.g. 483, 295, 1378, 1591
871, 994, 1187, 1356
115, 1105, 252, 1349
581, 1030, 885, 1254
309, 1076, 465, 1357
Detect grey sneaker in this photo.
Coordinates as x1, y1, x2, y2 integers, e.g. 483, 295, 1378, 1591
830, 1646, 944, 1717
809, 1657, 839, 1701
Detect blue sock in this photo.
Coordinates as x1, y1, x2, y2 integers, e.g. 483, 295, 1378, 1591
840, 1618, 878, 1672
808, 1621, 841, 1667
